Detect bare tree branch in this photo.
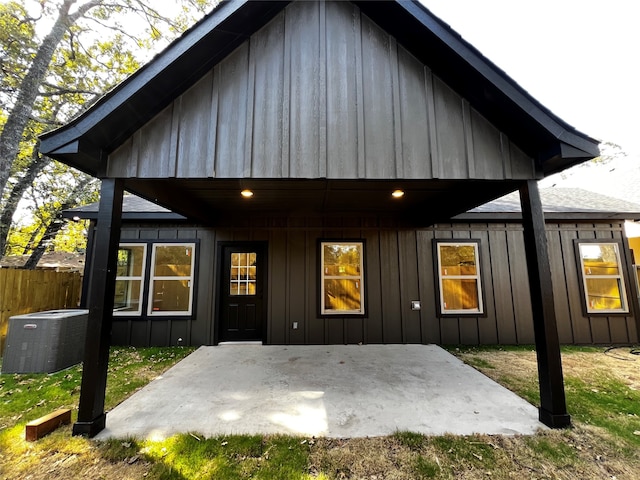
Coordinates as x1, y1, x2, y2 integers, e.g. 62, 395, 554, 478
38, 82, 101, 97
82, 13, 156, 45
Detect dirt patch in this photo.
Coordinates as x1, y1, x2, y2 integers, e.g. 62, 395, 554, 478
455, 346, 640, 392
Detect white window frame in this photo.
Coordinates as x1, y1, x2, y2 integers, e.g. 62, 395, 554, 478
114, 243, 147, 316
320, 241, 365, 316
435, 240, 484, 315
147, 242, 197, 317
577, 241, 629, 314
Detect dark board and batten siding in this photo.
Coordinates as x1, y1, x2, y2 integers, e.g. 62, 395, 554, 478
107, 1, 534, 182
108, 221, 638, 348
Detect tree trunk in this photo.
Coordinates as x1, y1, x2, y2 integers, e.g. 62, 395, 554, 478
22, 219, 65, 269
0, 0, 77, 197
0, 145, 50, 255
23, 176, 93, 269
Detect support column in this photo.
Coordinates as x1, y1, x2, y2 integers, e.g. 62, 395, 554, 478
79, 219, 97, 309
73, 178, 123, 437
519, 180, 570, 428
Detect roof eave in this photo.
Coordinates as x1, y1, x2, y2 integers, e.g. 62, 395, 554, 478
61, 210, 187, 221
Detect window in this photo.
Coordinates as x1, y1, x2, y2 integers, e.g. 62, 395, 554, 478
114, 244, 147, 315
148, 243, 196, 316
320, 241, 365, 316
113, 241, 197, 317
230, 252, 257, 296
434, 240, 484, 315
577, 241, 628, 314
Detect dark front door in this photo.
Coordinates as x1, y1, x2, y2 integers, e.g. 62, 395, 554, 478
218, 243, 266, 342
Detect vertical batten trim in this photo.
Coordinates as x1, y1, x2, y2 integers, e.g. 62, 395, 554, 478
244, 39, 256, 177
397, 233, 407, 342
285, 231, 291, 344
390, 37, 403, 178
131, 131, 141, 178
318, 0, 327, 178
267, 231, 273, 344
500, 132, 512, 179
281, 8, 291, 178
410, 230, 423, 342
304, 230, 310, 344
354, 6, 366, 178
208, 68, 220, 178
169, 99, 180, 178
425, 68, 439, 179
463, 100, 475, 178
362, 231, 369, 343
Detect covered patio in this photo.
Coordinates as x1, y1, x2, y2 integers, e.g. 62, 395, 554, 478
95, 344, 545, 440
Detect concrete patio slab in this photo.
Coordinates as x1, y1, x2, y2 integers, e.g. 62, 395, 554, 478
94, 344, 546, 441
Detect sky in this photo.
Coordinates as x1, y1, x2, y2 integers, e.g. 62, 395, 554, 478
422, 0, 640, 158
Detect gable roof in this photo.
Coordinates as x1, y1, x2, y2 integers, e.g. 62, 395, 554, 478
39, 0, 599, 176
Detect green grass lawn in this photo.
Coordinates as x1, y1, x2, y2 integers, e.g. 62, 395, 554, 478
1, 345, 639, 479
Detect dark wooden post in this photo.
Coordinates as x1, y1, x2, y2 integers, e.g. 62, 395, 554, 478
73, 178, 123, 437
79, 219, 97, 309
519, 180, 571, 428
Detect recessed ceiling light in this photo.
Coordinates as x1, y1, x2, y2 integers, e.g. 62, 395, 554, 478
392, 190, 405, 198
241, 189, 254, 198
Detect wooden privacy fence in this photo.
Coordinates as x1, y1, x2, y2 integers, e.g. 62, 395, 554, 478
0, 269, 82, 355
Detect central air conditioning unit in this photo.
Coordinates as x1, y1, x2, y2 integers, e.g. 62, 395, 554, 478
1, 309, 89, 374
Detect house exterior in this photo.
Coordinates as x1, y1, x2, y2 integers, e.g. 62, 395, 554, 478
67, 188, 640, 348
40, 0, 606, 436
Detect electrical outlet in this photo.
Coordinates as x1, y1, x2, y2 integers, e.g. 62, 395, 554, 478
293, 322, 298, 329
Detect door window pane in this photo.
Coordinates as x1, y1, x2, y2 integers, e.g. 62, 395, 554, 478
230, 252, 257, 296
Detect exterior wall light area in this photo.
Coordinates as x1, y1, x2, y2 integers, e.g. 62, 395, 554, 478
391, 190, 404, 198
241, 189, 254, 198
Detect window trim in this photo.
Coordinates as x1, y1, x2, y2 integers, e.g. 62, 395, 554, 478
318, 239, 367, 317
147, 242, 197, 317
113, 243, 147, 316
574, 239, 630, 315
433, 239, 486, 317
111, 239, 199, 319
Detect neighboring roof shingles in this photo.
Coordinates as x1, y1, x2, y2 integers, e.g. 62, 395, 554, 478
455, 187, 640, 221
63, 193, 187, 221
